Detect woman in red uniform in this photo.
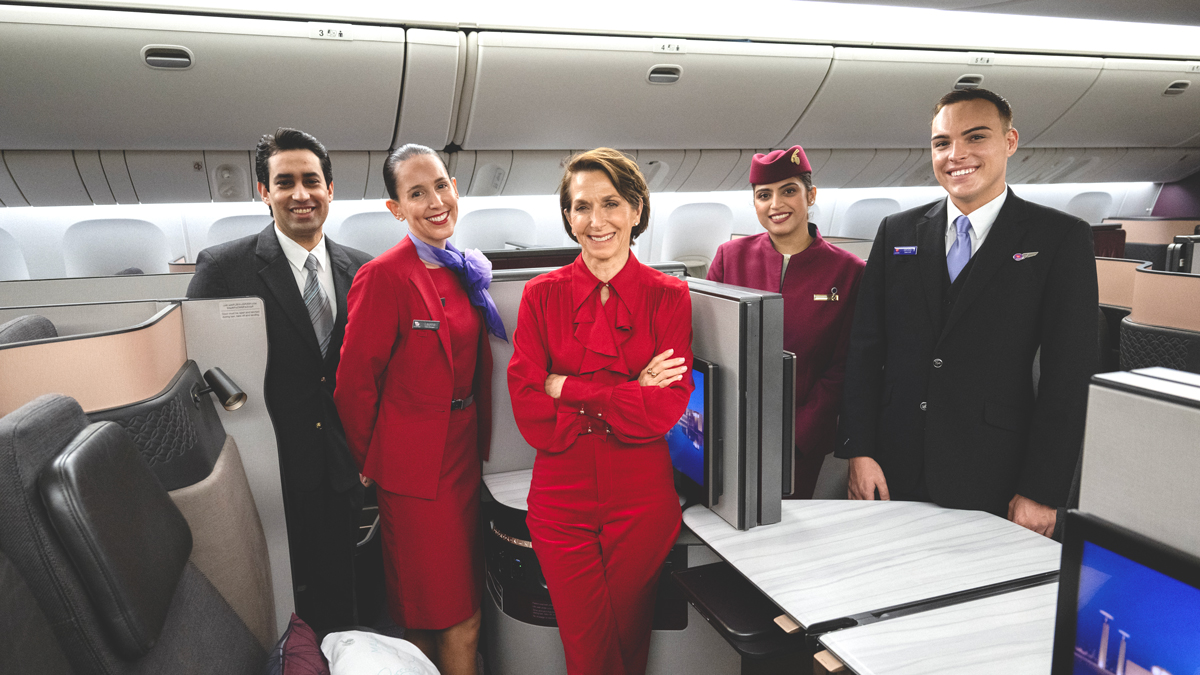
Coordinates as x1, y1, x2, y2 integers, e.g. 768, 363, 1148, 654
708, 145, 865, 499
508, 148, 693, 675
335, 144, 506, 675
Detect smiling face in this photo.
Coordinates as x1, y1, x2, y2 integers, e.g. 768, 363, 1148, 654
565, 170, 641, 270
258, 149, 333, 249
931, 98, 1019, 214
754, 177, 816, 241
385, 153, 458, 248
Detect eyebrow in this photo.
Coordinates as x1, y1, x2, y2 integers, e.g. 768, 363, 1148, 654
931, 125, 993, 141
273, 172, 320, 182
762, 181, 801, 191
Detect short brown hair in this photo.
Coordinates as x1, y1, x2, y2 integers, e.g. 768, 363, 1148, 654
558, 148, 650, 242
256, 127, 332, 188
933, 88, 1014, 132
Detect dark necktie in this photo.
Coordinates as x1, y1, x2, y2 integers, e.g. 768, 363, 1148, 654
947, 215, 973, 283
303, 253, 333, 357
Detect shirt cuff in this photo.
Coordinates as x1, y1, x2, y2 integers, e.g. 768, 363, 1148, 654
559, 377, 612, 419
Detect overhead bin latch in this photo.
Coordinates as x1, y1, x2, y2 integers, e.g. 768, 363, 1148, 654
648, 65, 683, 85
142, 45, 193, 70
953, 74, 985, 91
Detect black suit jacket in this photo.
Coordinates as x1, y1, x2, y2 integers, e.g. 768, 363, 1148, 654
837, 189, 1098, 515
187, 225, 372, 495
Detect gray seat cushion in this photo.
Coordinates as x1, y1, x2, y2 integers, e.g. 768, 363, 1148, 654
0, 314, 57, 345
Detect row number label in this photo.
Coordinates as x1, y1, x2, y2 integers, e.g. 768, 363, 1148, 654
309, 22, 354, 40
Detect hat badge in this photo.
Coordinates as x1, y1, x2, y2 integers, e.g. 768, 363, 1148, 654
791, 150, 802, 165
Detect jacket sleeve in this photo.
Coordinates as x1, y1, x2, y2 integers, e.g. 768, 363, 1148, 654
333, 262, 405, 471
796, 261, 865, 456
835, 224, 890, 460
1018, 220, 1098, 506
506, 284, 561, 451
706, 244, 725, 283
186, 249, 231, 299
558, 287, 694, 443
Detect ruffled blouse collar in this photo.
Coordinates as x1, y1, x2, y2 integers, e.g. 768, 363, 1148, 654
570, 252, 644, 376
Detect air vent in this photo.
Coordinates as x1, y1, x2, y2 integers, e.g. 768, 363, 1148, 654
648, 65, 682, 84
953, 74, 984, 91
142, 46, 193, 70
1164, 80, 1190, 97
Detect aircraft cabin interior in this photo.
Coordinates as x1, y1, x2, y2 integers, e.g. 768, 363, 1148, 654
2, 1, 1200, 674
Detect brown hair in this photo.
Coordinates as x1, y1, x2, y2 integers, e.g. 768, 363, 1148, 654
383, 143, 447, 201
933, 88, 1014, 132
754, 172, 814, 192
558, 148, 650, 242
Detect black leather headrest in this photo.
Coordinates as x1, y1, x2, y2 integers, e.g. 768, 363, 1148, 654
39, 421, 193, 659
0, 314, 57, 345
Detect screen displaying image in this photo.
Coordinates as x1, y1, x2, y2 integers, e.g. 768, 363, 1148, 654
1072, 541, 1200, 675
666, 368, 705, 487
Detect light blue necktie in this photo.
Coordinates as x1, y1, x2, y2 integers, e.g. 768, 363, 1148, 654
303, 253, 333, 357
947, 215, 973, 283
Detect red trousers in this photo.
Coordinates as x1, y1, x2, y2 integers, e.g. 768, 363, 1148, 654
526, 433, 682, 675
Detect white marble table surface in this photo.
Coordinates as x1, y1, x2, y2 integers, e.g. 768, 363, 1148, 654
482, 469, 533, 512
682, 500, 1061, 629
819, 582, 1059, 675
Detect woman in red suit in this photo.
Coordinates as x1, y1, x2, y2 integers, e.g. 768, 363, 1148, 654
508, 148, 693, 675
335, 144, 506, 675
707, 146, 865, 499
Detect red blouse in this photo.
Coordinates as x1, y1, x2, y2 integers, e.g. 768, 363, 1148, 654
508, 253, 694, 454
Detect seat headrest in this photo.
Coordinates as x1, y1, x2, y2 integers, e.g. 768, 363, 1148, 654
0, 314, 57, 345
39, 421, 193, 659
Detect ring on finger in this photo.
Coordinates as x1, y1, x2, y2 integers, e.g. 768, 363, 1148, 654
648, 370, 658, 378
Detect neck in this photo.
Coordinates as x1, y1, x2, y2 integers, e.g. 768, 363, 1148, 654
278, 225, 322, 251
950, 184, 1006, 216
412, 231, 449, 249
769, 225, 813, 256
583, 249, 630, 283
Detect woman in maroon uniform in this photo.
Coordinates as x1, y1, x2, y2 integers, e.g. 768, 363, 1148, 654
508, 148, 693, 675
335, 144, 506, 675
708, 145, 866, 499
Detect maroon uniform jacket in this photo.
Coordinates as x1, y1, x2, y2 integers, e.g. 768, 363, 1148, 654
708, 227, 864, 497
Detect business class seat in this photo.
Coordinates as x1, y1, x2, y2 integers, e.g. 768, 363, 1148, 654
63, 219, 170, 277
206, 215, 272, 249
1091, 223, 1127, 259
336, 211, 407, 256
659, 202, 733, 278
836, 198, 900, 240
1120, 318, 1200, 373
0, 227, 31, 281
455, 207, 536, 250
0, 314, 57, 345
0, 394, 265, 674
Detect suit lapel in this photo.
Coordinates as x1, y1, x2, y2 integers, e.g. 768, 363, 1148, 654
255, 225, 323, 359
402, 240, 453, 366
917, 200, 947, 333
326, 237, 356, 366
940, 190, 1029, 341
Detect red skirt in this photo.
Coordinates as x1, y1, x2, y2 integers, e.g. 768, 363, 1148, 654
376, 405, 482, 630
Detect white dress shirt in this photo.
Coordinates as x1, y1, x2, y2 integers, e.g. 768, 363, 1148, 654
946, 188, 1008, 257
275, 226, 337, 323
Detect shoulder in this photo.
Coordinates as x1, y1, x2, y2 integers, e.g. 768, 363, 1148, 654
329, 239, 373, 267
197, 231, 258, 264
523, 263, 573, 296
1009, 193, 1088, 230
817, 238, 867, 272
888, 199, 942, 226
715, 233, 765, 257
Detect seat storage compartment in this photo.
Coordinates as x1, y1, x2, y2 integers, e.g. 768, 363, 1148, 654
456, 32, 831, 151
0, 5, 404, 151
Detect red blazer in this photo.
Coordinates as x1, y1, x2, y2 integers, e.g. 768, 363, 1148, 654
708, 228, 864, 459
335, 237, 493, 499
508, 253, 693, 454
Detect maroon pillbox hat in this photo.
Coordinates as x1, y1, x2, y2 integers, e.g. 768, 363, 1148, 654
749, 146, 812, 185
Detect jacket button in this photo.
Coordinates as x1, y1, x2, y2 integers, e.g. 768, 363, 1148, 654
919, 402, 927, 411
316, 422, 323, 430
320, 376, 326, 382
933, 358, 943, 368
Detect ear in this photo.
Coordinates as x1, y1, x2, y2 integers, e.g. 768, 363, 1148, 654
807, 186, 818, 206
1005, 128, 1019, 157
256, 181, 270, 204
450, 176, 459, 198
327, 181, 334, 201
386, 199, 405, 221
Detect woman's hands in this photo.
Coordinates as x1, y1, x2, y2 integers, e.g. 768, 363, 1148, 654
638, 349, 687, 388
544, 374, 567, 399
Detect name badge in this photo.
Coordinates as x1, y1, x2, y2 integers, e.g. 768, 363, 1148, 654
894, 246, 918, 255
814, 287, 840, 302
412, 320, 440, 330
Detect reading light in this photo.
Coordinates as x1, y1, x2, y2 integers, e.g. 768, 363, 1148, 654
191, 367, 247, 411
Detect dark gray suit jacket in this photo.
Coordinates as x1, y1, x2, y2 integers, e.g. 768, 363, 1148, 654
187, 225, 372, 495
837, 189, 1098, 515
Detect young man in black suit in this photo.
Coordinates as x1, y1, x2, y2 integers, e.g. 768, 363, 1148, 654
837, 89, 1098, 537
187, 128, 373, 633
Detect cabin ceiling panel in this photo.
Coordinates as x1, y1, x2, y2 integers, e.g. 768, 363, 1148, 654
502, 151, 573, 196
1031, 60, 1200, 148
459, 32, 832, 151
395, 30, 465, 150
329, 152, 369, 201
782, 48, 1101, 149
124, 151, 211, 203
0, 9, 404, 151
3, 151, 94, 207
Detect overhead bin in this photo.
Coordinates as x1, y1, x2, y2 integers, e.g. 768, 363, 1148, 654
455, 32, 831, 150
1031, 59, 1200, 148
781, 48, 1102, 149
395, 30, 466, 149
0, 5, 404, 151
2, 151, 93, 207
503, 151, 573, 196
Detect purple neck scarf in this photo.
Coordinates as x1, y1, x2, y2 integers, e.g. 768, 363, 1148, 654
409, 233, 508, 342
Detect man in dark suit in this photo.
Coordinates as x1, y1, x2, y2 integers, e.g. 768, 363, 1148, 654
837, 89, 1098, 536
187, 128, 372, 633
